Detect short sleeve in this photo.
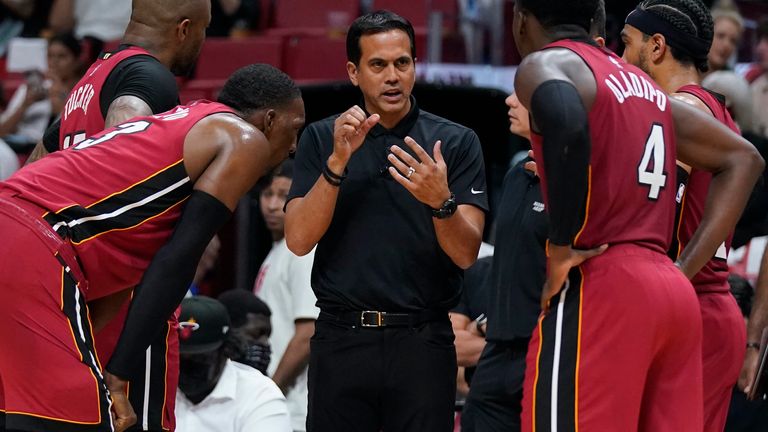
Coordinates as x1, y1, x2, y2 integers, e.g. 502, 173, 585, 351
102, 56, 179, 117
286, 123, 327, 203
446, 130, 489, 211
286, 247, 320, 320
43, 117, 62, 153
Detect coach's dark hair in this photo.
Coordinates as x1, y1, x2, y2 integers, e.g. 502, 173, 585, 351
639, 0, 714, 72
218, 289, 271, 328
518, 0, 599, 33
218, 64, 301, 116
591, 0, 607, 39
346, 10, 416, 65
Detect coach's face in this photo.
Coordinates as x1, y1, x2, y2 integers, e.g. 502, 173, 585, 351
347, 30, 415, 128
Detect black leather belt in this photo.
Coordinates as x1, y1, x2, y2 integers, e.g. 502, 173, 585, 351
320, 309, 447, 328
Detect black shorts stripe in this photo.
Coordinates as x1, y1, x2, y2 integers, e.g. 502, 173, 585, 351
126, 323, 171, 432
7, 259, 115, 432
44, 162, 191, 244
668, 166, 690, 261
533, 268, 583, 432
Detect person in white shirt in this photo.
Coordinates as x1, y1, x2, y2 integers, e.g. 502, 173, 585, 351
253, 159, 319, 432
175, 295, 291, 432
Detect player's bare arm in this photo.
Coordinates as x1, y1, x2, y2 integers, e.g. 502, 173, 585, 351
24, 141, 49, 165
671, 99, 764, 279
515, 48, 606, 308
388, 137, 484, 269
670, 92, 711, 175
104, 113, 276, 422
104, 95, 154, 129
88, 288, 133, 333
285, 106, 379, 256
739, 241, 768, 396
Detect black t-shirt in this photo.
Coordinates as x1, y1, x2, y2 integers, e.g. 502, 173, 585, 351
451, 255, 491, 320
42, 49, 179, 153
485, 160, 549, 342
288, 98, 489, 312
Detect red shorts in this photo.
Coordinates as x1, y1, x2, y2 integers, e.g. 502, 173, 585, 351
0, 200, 113, 431
522, 244, 703, 432
95, 302, 179, 432
697, 287, 746, 432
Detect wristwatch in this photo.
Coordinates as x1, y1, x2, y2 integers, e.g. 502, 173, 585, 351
431, 193, 457, 219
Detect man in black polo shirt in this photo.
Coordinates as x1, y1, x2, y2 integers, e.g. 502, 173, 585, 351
285, 10, 488, 432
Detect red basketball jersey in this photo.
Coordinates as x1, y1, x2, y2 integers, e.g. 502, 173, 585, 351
531, 40, 677, 253
59, 46, 156, 150
672, 85, 738, 292
0, 101, 235, 299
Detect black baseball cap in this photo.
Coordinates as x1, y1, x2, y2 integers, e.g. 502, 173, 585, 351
178, 296, 231, 354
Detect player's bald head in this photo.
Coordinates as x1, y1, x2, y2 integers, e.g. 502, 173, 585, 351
130, 0, 210, 28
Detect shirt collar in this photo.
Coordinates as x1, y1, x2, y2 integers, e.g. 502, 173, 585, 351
365, 96, 420, 139
200, 359, 237, 404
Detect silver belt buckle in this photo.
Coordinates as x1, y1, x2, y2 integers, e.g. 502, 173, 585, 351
360, 311, 385, 327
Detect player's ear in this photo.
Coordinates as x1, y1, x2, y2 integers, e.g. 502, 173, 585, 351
177, 18, 191, 42
650, 33, 666, 63
264, 109, 277, 133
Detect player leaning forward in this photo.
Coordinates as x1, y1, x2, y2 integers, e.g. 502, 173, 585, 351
0, 64, 304, 432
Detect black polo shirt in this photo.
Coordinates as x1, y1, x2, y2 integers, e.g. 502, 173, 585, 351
451, 255, 492, 321
288, 98, 488, 312
485, 160, 549, 342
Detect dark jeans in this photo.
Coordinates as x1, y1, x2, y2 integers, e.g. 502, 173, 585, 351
306, 315, 457, 432
461, 340, 528, 432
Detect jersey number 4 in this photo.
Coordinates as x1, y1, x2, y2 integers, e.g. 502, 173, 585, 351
74, 121, 151, 150
638, 124, 668, 200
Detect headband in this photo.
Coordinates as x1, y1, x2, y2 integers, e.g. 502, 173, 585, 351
625, 6, 712, 63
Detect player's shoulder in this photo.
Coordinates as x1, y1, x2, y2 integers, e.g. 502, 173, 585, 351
418, 109, 476, 138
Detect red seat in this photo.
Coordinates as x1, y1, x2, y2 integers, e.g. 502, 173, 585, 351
283, 35, 349, 81
195, 37, 283, 80
372, 0, 457, 29
272, 0, 359, 31
179, 79, 226, 104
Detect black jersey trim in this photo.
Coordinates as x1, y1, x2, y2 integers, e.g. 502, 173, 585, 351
44, 160, 192, 244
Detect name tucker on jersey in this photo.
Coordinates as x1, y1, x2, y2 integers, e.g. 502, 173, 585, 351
63, 83, 96, 121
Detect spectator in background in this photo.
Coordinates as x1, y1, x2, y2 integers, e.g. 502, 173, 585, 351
218, 289, 274, 376
209, 0, 261, 37
708, 0, 744, 73
0, 33, 81, 153
253, 159, 318, 432
49, 0, 131, 45
175, 296, 292, 432
703, 70, 753, 133
751, 18, 768, 138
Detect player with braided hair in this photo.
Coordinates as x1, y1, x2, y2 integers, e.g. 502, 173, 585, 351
622, 1, 745, 430
512, 0, 763, 429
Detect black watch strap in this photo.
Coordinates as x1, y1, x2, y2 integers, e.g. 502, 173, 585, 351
431, 193, 457, 219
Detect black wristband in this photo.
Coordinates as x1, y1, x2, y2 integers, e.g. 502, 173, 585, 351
747, 342, 761, 350
322, 162, 347, 187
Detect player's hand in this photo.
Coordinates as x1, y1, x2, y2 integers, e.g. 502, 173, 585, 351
332, 106, 379, 166
542, 243, 608, 312
388, 137, 451, 209
105, 372, 137, 432
738, 348, 760, 398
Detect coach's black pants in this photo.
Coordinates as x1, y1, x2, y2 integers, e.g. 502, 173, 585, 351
306, 315, 457, 432
461, 339, 529, 432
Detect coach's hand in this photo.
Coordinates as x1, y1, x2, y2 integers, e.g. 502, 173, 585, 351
738, 348, 760, 398
388, 137, 451, 209
542, 244, 608, 313
105, 372, 137, 431
331, 106, 379, 171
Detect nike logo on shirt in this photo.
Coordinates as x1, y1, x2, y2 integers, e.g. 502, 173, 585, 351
471, 188, 484, 195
